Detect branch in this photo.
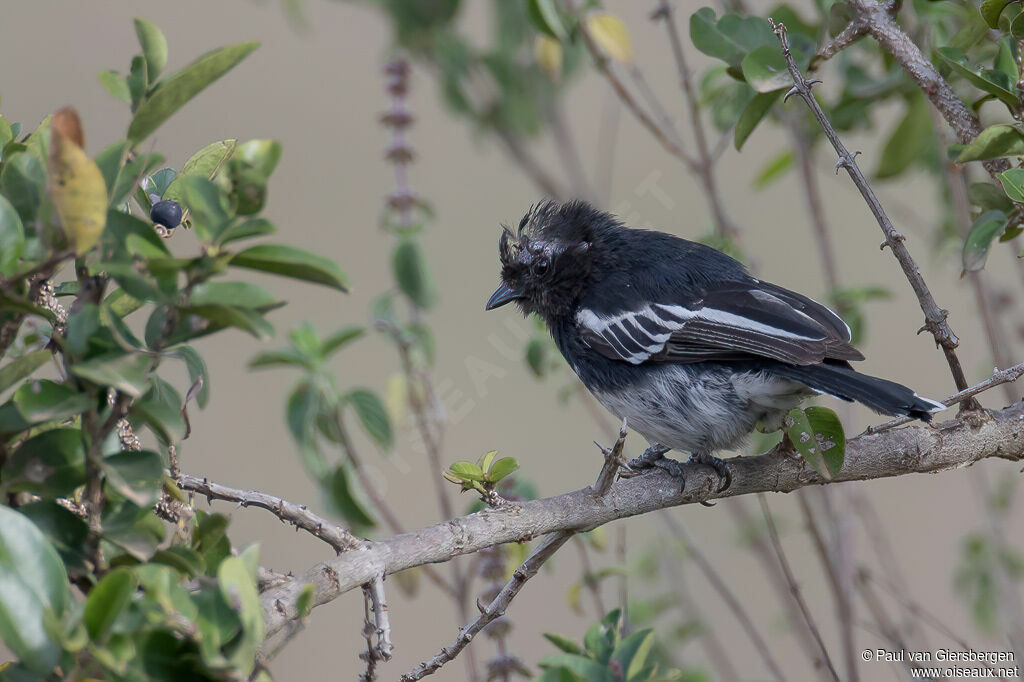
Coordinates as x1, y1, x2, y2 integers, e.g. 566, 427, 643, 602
176, 473, 364, 554
845, 0, 1010, 176
809, 19, 867, 72
261, 402, 1024, 638
398, 421, 629, 681
772, 21, 975, 400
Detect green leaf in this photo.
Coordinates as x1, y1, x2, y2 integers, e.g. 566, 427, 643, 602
151, 546, 204, 578
192, 513, 230, 555
544, 632, 583, 655
611, 629, 655, 680
163, 140, 237, 205
0, 349, 50, 395
0, 380, 93, 433
528, 0, 568, 40
232, 139, 282, 180
127, 55, 149, 109
84, 567, 137, 642
189, 281, 275, 309
0, 505, 68, 673
448, 461, 484, 481
0, 152, 45, 225
231, 244, 349, 291
958, 125, 1024, 162
741, 46, 795, 93
875, 95, 932, 179
347, 388, 392, 450
998, 167, 1024, 202
103, 450, 164, 506
487, 457, 519, 482
134, 18, 169, 83
393, 239, 435, 308
735, 90, 781, 150
71, 352, 151, 398
525, 338, 547, 377
787, 407, 845, 479
215, 217, 275, 246
963, 209, 1009, 272
981, 0, 1013, 28
248, 348, 311, 370
689, 8, 775, 69
0, 195, 25, 277
754, 149, 794, 188
98, 70, 131, 103
2, 428, 85, 498
104, 208, 171, 260
128, 41, 260, 142
538, 654, 614, 682
937, 47, 1020, 111
296, 582, 315, 620
180, 304, 273, 340
169, 345, 210, 408
287, 384, 327, 477
174, 175, 231, 242
217, 555, 265, 643
131, 390, 187, 444
322, 325, 365, 358
325, 464, 375, 530
970, 182, 1015, 212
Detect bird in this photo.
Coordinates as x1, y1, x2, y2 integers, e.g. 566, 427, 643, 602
485, 200, 945, 492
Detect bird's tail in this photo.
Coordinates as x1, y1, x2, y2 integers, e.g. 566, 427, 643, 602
773, 363, 945, 422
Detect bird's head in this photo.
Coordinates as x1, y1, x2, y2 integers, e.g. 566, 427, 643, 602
486, 200, 609, 320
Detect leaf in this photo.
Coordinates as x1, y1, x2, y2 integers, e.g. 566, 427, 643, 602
488, 457, 519, 482
689, 8, 775, 69
544, 632, 583, 655
127, 55, 149, 110
173, 175, 231, 242
231, 244, 349, 291
392, 239, 434, 308
448, 461, 485, 482
163, 139, 237, 205
875, 95, 932, 179
1, 152, 45, 224
937, 47, 1020, 111
741, 46, 795, 93
189, 281, 276, 309
0, 505, 68, 673
786, 408, 825, 476
525, 338, 547, 377
84, 567, 138, 642
0, 195, 25, 277
248, 348, 311, 370
347, 388, 392, 450
2, 428, 85, 498
103, 450, 164, 506
735, 90, 781, 150
169, 345, 210, 408
48, 108, 107, 254
1, 380, 92, 432
804, 407, 845, 479
287, 384, 327, 477
998, 168, 1024, 202
98, 70, 131, 102
134, 18, 169, 83
296, 582, 315, 620
970, 182, 1015, 212
963, 209, 1009, 272
535, 36, 563, 78
754, 149, 794, 188
958, 125, 1024, 162
528, 0, 568, 40
131, 390, 187, 444
128, 41, 260, 142
215, 217, 275, 246
981, 0, 1013, 28
322, 325, 365, 357
611, 629, 655, 680
180, 304, 273, 340
151, 546, 205, 578
71, 352, 151, 398
586, 13, 633, 63
325, 465, 375, 530
233, 139, 282, 180
217, 555, 264, 672
0, 350, 50, 396
538, 654, 614, 682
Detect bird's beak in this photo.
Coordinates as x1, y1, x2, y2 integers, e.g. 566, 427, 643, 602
485, 282, 524, 310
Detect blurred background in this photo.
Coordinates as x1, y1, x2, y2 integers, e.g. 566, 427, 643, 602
3, 1, 1023, 680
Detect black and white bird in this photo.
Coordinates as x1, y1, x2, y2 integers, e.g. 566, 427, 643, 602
485, 200, 944, 491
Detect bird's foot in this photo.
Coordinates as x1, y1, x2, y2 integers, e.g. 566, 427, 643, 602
623, 444, 688, 487
688, 452, 732, 493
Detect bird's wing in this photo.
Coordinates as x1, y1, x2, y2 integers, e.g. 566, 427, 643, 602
576, 283, 863, 366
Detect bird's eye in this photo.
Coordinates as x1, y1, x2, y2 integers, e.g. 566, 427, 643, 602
533, 256, 550, 277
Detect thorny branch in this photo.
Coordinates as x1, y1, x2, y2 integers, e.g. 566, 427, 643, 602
772, 20, 977, 404
261, 395, 1024, 640
398, 420, 630, 681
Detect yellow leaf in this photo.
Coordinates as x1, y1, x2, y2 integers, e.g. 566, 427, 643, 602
534, 35, 563, 78
48, 107, 107, 255
385, 372, 407, 427
587, 13, 633, 63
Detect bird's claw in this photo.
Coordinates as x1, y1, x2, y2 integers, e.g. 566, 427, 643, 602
688, 453, 732, 493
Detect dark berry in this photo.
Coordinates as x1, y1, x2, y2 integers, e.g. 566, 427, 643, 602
150, 199, 183, 229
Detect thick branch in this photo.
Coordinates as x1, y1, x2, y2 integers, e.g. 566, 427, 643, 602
773, 21, 974, 398
261, 402, 1024, 637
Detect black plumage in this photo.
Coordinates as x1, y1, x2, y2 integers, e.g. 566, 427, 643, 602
486, 200, 943, 488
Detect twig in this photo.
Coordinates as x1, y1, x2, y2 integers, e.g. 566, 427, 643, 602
810, 19, 868, 72
654, 0, 740, 241
367, 575, 393, 661
262, 402, 1024, 637
572, 536, 607, 621
496, 128, 567, 198
866, 360, 1024, 433
566, 0, 693, 168
359, 586, 381, 682
757, 494, 840, 682
661, 513, 785, 681
398, 423, 629, 681
176, 473, 364, 553
773, 20, 975, 401
549, 105, 595, 201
